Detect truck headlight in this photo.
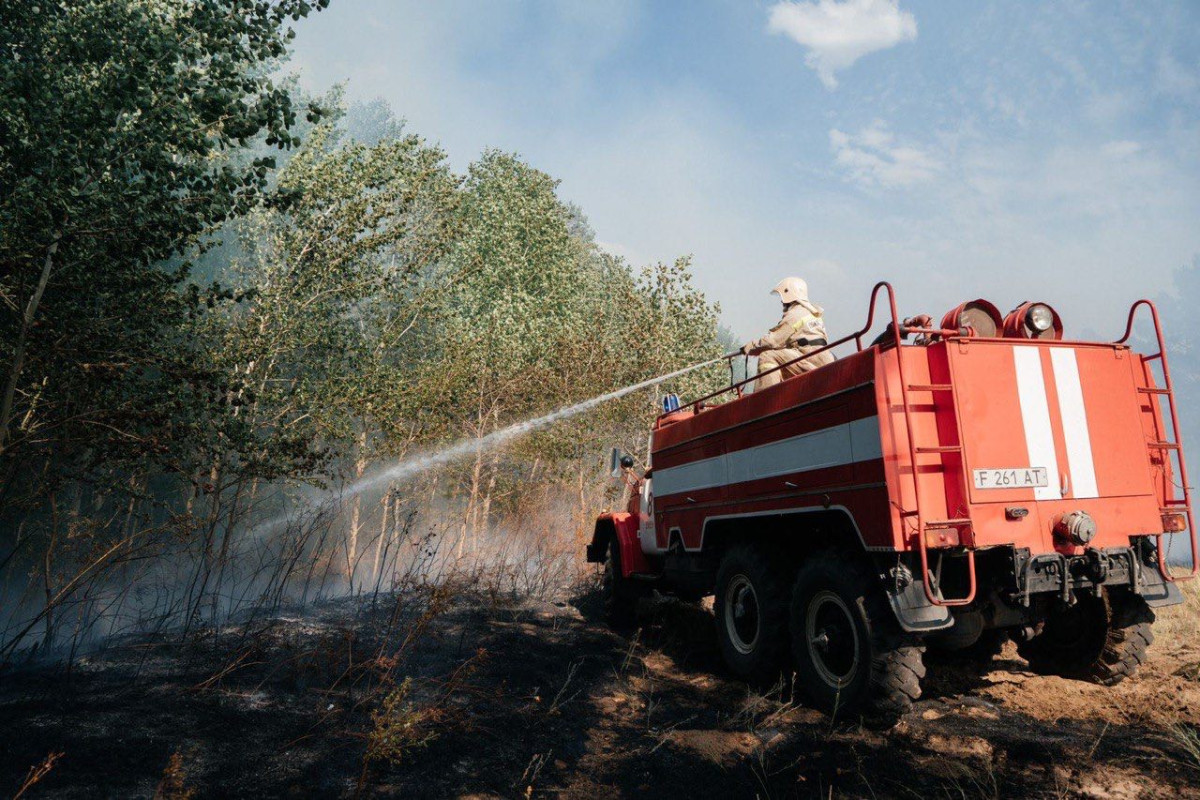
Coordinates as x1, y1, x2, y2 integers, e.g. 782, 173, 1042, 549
1003, 301, 1063, 340
1027, 304, 1055, 332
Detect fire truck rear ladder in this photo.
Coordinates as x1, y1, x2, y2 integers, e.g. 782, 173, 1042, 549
1118, 300, 1199, 583
900, 381, 976, 606
876, 285, 978, 607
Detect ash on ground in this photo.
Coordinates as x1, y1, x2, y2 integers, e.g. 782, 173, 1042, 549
3, 588, 1199, 799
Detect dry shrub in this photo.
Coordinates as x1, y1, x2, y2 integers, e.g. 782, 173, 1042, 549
153, 751, 196, 800
13, 751, 63, 799
365, 678, 443, 765
276, 626, 358, 692
363, 649, 486, 768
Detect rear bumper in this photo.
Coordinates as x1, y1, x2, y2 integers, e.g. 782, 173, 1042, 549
883, 542, 1184, 634
1010, 544, 1183, 607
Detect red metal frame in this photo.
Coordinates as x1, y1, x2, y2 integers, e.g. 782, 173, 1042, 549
1115, 300, 1198, 582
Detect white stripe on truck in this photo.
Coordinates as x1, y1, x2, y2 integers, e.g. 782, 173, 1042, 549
1013, 347, 1061, 501
1049, 348, 1099, 499
653, 416, 882, 498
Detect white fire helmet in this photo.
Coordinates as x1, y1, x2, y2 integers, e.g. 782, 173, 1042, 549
771, 276, 808, 305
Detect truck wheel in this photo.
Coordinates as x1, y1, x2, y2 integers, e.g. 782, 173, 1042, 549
789, 552, 924, 725
928, 628, 1008, 667
1017, 591, 1154, 686
961, 628, 1008, 665
603, 538, 640, 631
714, 545, 791, 686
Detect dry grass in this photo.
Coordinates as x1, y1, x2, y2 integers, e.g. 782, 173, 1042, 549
1171, 723, 1200, 771
1155, 577, 1200, 649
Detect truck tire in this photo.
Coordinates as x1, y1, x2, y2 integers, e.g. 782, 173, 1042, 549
789, 551, 924, 725
714, 545, 792, 687
927, 628, 1008, 667
960, 628, 1008, 665
1017, 591, 1154, 686
603, 537, 641, 631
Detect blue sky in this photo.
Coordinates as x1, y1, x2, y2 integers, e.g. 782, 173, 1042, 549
292, 0, 1200, 342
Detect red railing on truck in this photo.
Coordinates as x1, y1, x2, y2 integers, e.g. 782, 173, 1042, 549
1116, 300, 1198, 583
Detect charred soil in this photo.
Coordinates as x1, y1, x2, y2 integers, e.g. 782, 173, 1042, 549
3, 588, 1199, 799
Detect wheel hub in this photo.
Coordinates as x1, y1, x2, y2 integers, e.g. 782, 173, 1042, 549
805, 591, 860, 688
724, 575, 761, 655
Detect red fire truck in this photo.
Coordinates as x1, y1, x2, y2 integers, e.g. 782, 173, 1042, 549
588, 283, 1195, 722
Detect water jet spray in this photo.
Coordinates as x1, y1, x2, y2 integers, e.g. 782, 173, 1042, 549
346, 354, 726, 497
256, 354, 730, 532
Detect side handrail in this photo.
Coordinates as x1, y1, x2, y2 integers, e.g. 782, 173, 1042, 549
1115, 300, 1198, 582
683, 283, 959, 412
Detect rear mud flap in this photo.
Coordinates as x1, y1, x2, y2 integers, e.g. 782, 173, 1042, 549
1140, 581, 1184, 607
887, 578, 953, 633
1134, 556, 1186, 607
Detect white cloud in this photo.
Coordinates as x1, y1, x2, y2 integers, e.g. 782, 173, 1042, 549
829, 122, 940, 187
767, 0, 917, 89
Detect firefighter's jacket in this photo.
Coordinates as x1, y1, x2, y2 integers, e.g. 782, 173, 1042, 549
747, 301, 828, 354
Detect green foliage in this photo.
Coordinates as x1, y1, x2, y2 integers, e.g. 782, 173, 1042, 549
209, 119, 461, 475
0, 0, 329, 491
437, 151, 591, 410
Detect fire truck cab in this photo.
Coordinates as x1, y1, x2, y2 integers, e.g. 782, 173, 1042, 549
587, 283, 1195, 723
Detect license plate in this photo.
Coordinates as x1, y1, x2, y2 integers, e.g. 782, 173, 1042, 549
973, 467, 1048, 490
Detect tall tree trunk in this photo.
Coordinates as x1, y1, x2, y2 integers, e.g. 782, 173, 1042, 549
211, 477, 246, 626
1, 236, 60, 457
460, 443, 483, 560
578, 464, 588, 539
347, 429, 368, 590
42, 491, 59, 654
371, 488, 391, 587
182, 461, 222, 639
479, 450, 499, 552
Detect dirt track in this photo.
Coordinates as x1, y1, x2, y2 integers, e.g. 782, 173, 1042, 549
2, 591, 1198, 799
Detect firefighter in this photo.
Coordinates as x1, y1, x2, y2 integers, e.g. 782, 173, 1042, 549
741, 277, 835, 391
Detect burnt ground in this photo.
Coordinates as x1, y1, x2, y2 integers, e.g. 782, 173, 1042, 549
2, 588, 1199, 799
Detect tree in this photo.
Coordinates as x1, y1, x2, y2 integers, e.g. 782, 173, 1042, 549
0, 0, 329, 483
0, 0, 330, 654
414, 151, 726, 541
207, 119, 460, 580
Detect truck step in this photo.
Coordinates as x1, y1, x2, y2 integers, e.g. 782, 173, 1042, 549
924, 518, 972, 529
907, 383, 953, 392
1149, 441, 1181, 450
916, 445, 962, 454
1138, 387, 1171, 395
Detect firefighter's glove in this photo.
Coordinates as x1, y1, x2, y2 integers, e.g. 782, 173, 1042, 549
740, 342, 755, 356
